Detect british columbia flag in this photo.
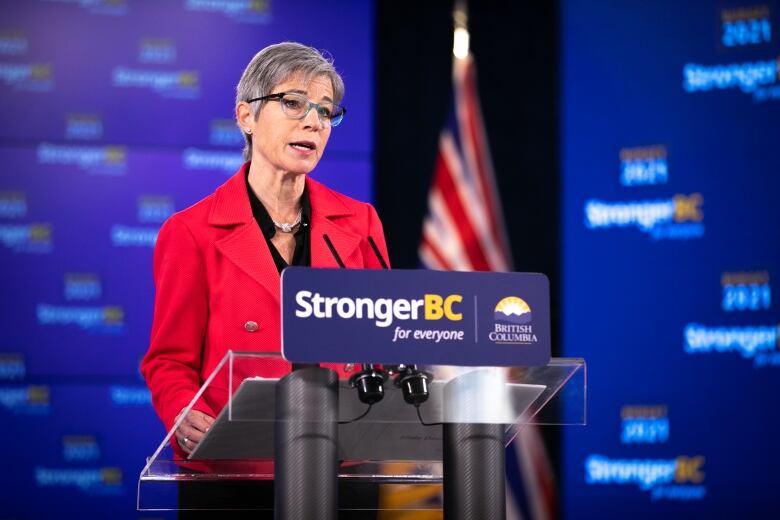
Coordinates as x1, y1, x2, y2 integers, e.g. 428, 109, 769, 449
420, 53, 557, 520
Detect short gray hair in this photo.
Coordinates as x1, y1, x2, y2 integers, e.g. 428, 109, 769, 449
236, 42, 345, 161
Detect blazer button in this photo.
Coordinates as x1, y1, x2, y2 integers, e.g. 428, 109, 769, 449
244, 321, 259, 332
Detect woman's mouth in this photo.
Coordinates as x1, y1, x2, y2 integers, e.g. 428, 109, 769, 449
289, 141, 317, 154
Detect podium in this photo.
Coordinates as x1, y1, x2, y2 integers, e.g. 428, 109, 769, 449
138, 351, 585, 517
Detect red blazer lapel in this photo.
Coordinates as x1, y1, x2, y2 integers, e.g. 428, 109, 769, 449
307, 177, 361, 268
209, 165, 280, 303
207, 167, 364, 297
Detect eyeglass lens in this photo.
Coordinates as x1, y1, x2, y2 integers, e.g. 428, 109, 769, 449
279, 93, 344, 126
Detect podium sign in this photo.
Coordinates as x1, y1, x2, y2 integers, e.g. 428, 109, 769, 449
281, 267, 551, 366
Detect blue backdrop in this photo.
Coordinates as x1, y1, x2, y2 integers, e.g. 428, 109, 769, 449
5, 0, 780, 517
0, 0, 373, 516
562, 0, 780, 517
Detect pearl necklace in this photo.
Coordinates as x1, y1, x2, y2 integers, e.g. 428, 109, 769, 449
272, 209, 303, 233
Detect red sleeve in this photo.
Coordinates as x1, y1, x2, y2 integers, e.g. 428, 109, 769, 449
141, 216, 215, 435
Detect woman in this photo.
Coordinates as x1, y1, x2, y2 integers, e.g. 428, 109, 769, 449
141, 42, 389, 461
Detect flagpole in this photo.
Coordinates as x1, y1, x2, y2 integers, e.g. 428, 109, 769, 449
452, 0, 469, 60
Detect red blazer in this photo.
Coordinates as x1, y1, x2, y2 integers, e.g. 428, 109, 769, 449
141, 163, 389, 442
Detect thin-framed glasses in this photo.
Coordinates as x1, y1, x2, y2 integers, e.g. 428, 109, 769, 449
247, 92, 346, 127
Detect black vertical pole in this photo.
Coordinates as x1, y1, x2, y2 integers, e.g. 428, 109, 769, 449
274, 367, 339, 520
443, 423, 506, 520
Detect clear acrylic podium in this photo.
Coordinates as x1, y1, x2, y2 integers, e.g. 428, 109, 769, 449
138, 351, 585, 515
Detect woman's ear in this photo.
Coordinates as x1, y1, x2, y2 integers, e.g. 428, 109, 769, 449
235, 101, 253, 133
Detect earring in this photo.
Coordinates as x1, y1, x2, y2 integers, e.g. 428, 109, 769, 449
245, 128, 252, 134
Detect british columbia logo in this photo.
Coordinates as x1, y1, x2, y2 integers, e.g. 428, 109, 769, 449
490, 297, 537, 344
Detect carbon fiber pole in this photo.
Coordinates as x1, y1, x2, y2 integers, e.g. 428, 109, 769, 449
274, 367, 338, 520
443, 423, 506, 520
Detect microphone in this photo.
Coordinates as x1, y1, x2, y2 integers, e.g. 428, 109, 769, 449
290, 235, 343, 371
362, 238, 431, 407
323, 233, 388, 269
324, 233, 429, 406
349, 363, 388, 405
322, 234, 345, 268
323, 234, 387, 405
367, 236, 389, 269
387, 364, 432, 407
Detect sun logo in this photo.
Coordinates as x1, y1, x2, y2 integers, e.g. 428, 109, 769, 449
494, 297, 532, 324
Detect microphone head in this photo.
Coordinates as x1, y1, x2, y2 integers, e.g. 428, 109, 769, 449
398, 371, 431, 406
355, 375, 385, 405
349, 367, 388, 405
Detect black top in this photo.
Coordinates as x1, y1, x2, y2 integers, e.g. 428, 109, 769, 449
245, 170, 311, 274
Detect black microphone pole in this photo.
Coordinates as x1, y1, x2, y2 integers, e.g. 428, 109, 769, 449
367, 235, 389, 269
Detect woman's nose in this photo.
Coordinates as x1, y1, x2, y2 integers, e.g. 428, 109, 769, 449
302, 104, 324, 129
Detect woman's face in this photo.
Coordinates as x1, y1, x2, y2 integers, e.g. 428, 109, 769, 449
246, 74, 333, 176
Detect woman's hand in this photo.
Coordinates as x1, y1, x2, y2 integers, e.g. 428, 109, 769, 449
174, 408, 215, 454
